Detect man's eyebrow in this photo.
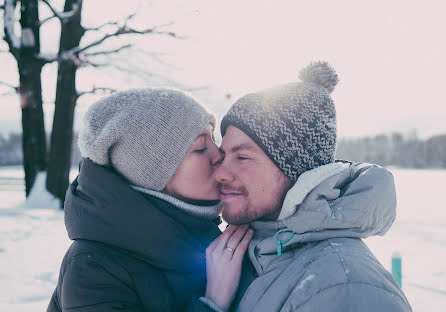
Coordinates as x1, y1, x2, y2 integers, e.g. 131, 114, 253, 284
220, 143, 257, 154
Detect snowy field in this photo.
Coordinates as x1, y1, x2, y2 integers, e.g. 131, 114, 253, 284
0, 167, 445, 311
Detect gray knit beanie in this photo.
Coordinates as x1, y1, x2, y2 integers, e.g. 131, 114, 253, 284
78, 87, 215, 191
221, 61, 339, 182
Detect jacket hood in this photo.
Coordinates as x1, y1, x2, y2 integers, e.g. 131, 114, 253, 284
248, 161, 396, 273
64, 158, 221, 273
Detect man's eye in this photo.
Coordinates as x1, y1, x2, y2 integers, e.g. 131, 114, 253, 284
196, 148, 208, 153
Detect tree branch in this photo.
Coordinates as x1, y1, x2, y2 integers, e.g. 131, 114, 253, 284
34, 52, 58, 65
184, 85, 211, 92
77, 86, 116, 98
41, 0, 82, 23
81, 27, 180, 55
70, 20, 183, 57
83, 20, 119, 32
133, 49, 175, 68
3, 0, 21, 59
83, 13, 136, 33
0, 90, 17, 96
0, 81, 19, 93
39, 14, 57, 26
122, 13, 136, 25
40, 0, 62, 21
104, 62, 180, 86
81, 59, 108, 68
84, 44, 132, 57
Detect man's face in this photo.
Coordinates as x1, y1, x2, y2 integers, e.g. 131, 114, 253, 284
215, 126, 293, 225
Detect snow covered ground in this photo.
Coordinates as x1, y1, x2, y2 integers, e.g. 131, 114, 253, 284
0, 166, 445, 311
366, 168, 446, 311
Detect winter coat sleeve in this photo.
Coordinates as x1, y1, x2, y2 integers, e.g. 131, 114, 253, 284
58, 253, 146, 311
295, 283, 412, 312
57, 252, 218, 312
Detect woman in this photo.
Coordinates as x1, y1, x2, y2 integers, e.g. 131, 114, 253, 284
47, 87, 252, 312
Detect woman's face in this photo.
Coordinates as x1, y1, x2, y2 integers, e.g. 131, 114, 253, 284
163, 124, 223, 203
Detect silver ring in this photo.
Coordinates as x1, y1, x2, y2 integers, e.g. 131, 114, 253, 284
225, 246, 234, 252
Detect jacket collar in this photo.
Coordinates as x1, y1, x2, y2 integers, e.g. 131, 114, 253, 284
247, 162, 396, 275
65, 158, 221, 273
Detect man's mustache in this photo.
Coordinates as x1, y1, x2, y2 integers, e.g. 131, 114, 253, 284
217, 183, 249, 196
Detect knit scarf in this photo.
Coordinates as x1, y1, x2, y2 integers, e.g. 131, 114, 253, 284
131, 185, 222, 220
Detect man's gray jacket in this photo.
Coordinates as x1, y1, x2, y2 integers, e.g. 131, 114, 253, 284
237, 162, 412, 312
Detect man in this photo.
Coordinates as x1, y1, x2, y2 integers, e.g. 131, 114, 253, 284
215, 62, 412, 311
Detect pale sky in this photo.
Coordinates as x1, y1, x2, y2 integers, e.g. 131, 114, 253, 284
1, 0, 445, 139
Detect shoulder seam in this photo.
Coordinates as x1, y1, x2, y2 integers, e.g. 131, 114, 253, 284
327, 240, 350, 281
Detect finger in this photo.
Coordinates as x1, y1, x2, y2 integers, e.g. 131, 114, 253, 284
221, 225, 249, 260
215, 225, 242, 251
208, 225, 237, 251
226, 225, 249, 251
233, 229, 254, 261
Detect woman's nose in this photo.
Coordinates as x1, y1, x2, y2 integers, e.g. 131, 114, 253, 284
211, 148, 224, 167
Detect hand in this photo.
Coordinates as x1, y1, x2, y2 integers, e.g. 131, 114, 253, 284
205, 225, 254, 312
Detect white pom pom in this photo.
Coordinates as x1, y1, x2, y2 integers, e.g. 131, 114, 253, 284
298, 61, 339, 93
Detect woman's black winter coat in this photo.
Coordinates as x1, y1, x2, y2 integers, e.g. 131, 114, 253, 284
47, 159, 222, 312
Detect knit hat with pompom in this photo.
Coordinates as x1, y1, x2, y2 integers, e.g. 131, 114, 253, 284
221, 61, 339, 182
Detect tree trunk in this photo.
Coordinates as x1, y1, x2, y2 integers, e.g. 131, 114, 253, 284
46, 0, 84, 205
19, 0, 47, 196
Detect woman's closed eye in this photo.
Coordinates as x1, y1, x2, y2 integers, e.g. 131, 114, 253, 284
195, 147, 208, 153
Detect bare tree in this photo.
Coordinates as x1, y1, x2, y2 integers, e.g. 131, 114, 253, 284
44, 0, 181, 204
2, 0, 182, 205
2, 0, 47, 196
45, 0, 84, 201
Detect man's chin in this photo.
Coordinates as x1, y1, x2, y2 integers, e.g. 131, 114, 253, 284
222, 206, 250, 225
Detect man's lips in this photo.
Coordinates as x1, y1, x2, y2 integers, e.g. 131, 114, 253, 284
219, 190, 243, 201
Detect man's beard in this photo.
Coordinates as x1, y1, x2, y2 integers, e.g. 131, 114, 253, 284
218, 182, 252, 225
219, 192, 284, 225
218, 176, 292, 225
221, 201, 255, 225
222, 201, 283, 225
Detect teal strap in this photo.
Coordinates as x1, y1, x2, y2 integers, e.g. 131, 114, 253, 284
273, 228, 294, 256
